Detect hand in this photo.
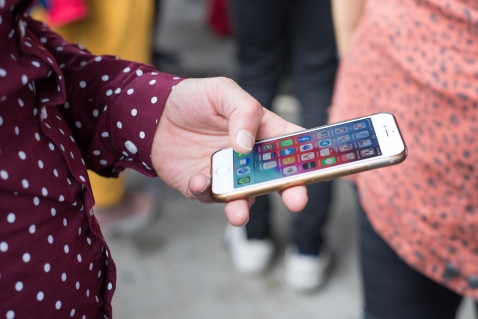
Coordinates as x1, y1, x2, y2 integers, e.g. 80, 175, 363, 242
151, 77, 308, 226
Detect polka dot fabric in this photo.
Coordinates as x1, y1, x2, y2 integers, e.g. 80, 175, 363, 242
0, 1, 182, 318
329, 0, 478, 298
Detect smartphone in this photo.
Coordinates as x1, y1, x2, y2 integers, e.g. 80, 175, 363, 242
211, 112, 407, 202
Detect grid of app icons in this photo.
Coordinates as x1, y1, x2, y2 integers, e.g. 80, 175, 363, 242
233, 118, 382, 187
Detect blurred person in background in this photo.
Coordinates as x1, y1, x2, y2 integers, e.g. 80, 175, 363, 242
226, 0, 338, 292
32, 0, 157, 234
331, 0, 478, 318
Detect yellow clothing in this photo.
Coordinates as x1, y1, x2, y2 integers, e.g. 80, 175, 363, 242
32, 0, 154, 207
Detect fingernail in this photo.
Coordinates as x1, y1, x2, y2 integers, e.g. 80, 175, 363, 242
236, 129, 254, 151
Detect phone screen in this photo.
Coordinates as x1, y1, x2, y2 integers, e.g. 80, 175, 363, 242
233, 117, 382, 188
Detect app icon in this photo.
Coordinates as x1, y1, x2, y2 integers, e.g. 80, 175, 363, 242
299, 143, 313, 152
335, 126, 348, 134
322, 157, 336, 165
337, 135, 350, 143
318, 139, 332, 148
283, 166, 297, 175
298, 135, 311, 143
302, 162, 317, 170
263, 161, 277, 169
353, 122, 367, 130
301, 152, 315, 161
237, 158, 250, 166
317, 131, 329, 138
281, 148, 295, 156
280, 139, 294, 147
237, 167, 250, 175
320, 148, 331, 156
237, 176, 251, 185
261, 143, 274, 152
262, 152, 276, 161
236, 152, 249, 157
358, 139, 372, 147
339, 144, 353, 152
282, 157, 296, 165
341, 153, 356, 161
355, 131, 369, 138
360, 148, 375, 157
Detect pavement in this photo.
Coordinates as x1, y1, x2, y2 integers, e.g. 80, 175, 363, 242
105, 0, 476, 318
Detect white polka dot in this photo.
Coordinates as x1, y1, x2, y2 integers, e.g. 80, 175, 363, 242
55, 301, 61, 309
67, 178, 71, 185
70, 309, 76, 316
33, 197, 39, 206
64, 245, 69, 253
106, 89, 112, 96
61, 273, 66, 281
0, 242, 8, 252
59, 195, 65, 202
37, 291, 44, 301
0, 170, 8, 180
40, 187, 48, 196
149, 79, 156, 85
29, 225, 36, 234
173, 77, 180, 80
22, 252, 30, 262
151, 96, 158, 104
32, 61, 40, 67
131, 109, 137, 116
100, 160, 107, 165
86, 289, 90, 297
49, 143, 55, 151
125, 141, 138, 154
123, 67, 131, 73
139, 131, 145, 139
7, 213, 15, 223
87, 238, 92, 245
35, 132, 40, 140
98, 270, 101, 278
21, 179, 29, 188
0, 116, 3, 125
93, 109, 99, 117
89, 263, 93, 270
103, 105, 108, 111
0, 68, 6, 77
15, 281, 23, 291
77, 254, 82, 262
108, 282, 113, 290
79, 81, 86, 88
117, 121, 122, 129
18, 98, 24, 107
101, 132, 109, 138
18, 151, 26, 160
136, 69, 143, 76
63, 218, 67, 226
101, 75, 109, 81
6, 310, 14, 319
21, 74, 28, 85
48, 235, 53, 244
75, 121, 82, 128
114, 88, 121, 94
44, 263, 50, 272
94, 56, 102, 62
14, 126, 19, 135
54, 169, 59, 177
127, 88, 134, 95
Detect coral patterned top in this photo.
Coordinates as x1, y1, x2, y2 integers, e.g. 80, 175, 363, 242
329, 0, 478, 297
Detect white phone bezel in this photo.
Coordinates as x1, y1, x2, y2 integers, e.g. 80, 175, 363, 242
211, 113, 405, 195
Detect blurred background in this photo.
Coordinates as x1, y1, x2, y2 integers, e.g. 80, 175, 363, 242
35, 0, 476, 317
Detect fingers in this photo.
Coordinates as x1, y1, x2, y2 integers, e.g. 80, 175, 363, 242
224, 197, 255, 226
188, 173, 213, 203
209, 78, 264, 154
280, 186, 308, 212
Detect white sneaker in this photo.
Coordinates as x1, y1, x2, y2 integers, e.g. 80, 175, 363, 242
224, 224, 274, 276
284, 245, 332, 292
